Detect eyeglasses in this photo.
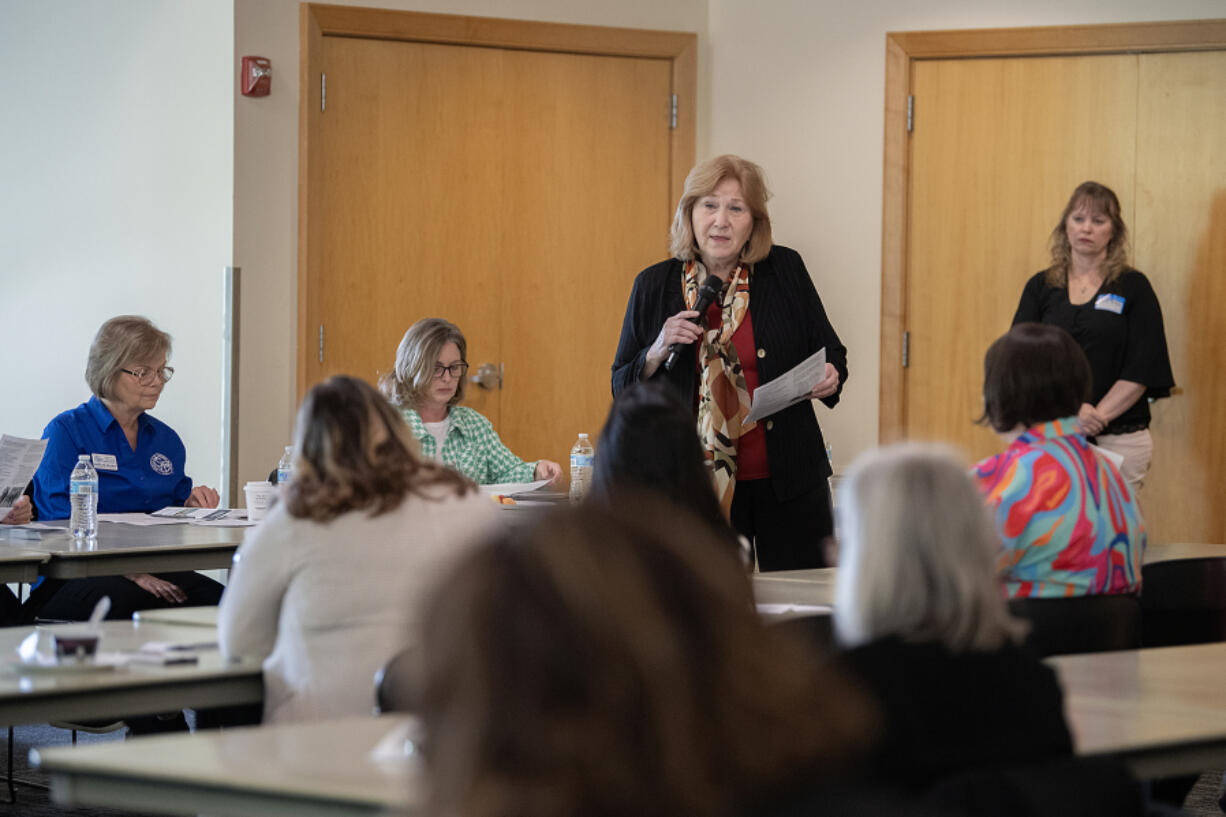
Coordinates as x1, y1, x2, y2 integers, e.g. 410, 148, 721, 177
120, 366, 175, 386
432, 362, 469, 380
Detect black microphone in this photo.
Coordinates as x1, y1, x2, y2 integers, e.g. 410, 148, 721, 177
664, 274, 727, 372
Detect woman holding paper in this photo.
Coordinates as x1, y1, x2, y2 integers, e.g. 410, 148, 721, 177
1011, 181, 1174, 488
380, 318, 561, 487
28, 315, 223, 620
611, 155, 847, 569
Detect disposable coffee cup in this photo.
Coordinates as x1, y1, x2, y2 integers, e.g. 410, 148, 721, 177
54, 631, 100, 662
244, 481, 277, 522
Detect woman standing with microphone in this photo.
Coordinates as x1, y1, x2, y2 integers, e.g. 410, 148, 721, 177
611, 155, 847, 570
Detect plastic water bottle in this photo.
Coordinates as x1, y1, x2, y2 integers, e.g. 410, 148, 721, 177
69, 454, 99, 542
569, 433, 594, 504
277, 446, 294, 485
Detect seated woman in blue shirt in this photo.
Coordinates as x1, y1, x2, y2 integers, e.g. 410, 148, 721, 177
30, 315, 224, 620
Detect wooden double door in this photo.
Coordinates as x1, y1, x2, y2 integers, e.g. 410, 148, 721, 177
300, 9, 694, 475
901, 47, 1226, 542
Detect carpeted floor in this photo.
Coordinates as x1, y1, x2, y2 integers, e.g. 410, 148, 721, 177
0, 722, 163, 817
1184, 770, 1226, 816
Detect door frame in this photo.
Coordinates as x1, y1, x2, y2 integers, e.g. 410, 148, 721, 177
878, 18, 1226, 443
297, 4, 697, 399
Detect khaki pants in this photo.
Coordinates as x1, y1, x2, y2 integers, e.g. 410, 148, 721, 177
1095, 429, 1152, 490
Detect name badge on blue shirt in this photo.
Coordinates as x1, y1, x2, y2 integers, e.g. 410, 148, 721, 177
1094, 293, 1125, 314
91, 453, 118, 471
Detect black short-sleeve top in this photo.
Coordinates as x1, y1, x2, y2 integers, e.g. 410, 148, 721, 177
1012, 268, 1174, 434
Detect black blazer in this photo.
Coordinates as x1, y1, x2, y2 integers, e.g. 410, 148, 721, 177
611, 245, 847, 502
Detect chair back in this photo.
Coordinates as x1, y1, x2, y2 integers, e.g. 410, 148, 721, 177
1007, 594, 1141, 658
374, 646, 422, 715
926, 756, 1142, 817
1140, 557, 1226, 647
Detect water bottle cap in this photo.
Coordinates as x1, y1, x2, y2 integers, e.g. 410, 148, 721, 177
285, 445, 293, 454
78, 455, 90, 462
578, 433, 589, 439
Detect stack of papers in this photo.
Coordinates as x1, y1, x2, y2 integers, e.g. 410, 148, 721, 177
95, 508, 255, 527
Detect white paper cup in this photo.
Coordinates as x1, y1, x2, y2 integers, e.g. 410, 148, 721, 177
244, 481, 277, 522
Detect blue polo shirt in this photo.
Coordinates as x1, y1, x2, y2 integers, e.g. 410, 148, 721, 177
32, 396, 193, 520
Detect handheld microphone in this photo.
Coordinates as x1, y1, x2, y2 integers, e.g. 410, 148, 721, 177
664, 274, 727, 372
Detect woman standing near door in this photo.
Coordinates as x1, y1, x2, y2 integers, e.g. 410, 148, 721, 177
1012, 181, 1174, 489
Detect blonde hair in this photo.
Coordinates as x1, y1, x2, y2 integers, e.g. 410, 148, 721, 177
834, 443, 1026, 652
669, 155, 773, 265
86, 316, 171, 399
379, 318, 467, 410
1045, 181, 1130, 289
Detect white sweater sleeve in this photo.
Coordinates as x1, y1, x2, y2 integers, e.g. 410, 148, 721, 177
218, 506, 296, 662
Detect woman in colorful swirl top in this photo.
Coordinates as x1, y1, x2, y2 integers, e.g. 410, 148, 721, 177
973, 323, 1145, 599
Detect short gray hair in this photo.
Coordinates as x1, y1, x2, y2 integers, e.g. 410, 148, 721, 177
833, 442, 1025, 652
86, 316, 172, 399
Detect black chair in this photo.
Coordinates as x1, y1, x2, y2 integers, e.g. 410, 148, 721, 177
374, 647, 421, 715
926, 756, 1143, 817
1139, 557, 1226, 648
1008, 594, 1142, 658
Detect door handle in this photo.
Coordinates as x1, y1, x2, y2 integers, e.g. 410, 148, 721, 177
470, 362, 502, 390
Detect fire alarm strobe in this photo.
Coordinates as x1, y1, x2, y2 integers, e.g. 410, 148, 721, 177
241, 56, 271, 97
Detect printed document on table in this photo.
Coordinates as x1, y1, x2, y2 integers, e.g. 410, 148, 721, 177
0, 435, 47, 518
745, 348, 827, 424
478, 479, 550, 497
149, 507, 255, 527
98, 513, 187, 527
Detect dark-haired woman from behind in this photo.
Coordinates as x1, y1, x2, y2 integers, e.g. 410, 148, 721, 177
417, 497, 967, 817
973, 323, 1145, 599
219, 376, 496, 724
589, 381, 744, 559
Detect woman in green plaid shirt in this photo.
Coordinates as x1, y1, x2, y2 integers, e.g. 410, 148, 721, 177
380, 319, 563, 486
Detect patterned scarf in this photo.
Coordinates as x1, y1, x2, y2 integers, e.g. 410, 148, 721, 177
684, 259, 754, 517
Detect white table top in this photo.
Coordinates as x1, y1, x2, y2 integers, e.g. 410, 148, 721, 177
133, 605, 220, 628
1051, 641, 1226, 778
18, 520, 245, 578
751, 568, 837, 608
35, 714, 419, 817
0, 619, 261, 725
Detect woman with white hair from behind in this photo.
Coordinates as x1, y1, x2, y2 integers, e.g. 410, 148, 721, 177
833, 443, 1073, 790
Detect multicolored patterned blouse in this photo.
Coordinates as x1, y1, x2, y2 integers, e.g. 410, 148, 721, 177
400, 406, 537, 485
973, 417, 1145, 599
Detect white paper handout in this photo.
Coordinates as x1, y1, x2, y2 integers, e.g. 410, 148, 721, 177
478, 479, 550, 497
150, 507, 255, 527
97, 513, 188, 527
744, 348, 827, 424
0, 435, 47, 518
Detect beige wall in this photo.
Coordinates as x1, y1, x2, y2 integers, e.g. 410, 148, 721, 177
237, 0, 1225, 486
1, 0, 233, 501
706, 0, 1225, 472
233, 0, 708, 489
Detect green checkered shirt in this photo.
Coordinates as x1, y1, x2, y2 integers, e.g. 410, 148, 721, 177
401, 406, 537, 485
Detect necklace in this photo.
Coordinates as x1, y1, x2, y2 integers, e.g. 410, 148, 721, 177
1070, 273, 1102, 299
